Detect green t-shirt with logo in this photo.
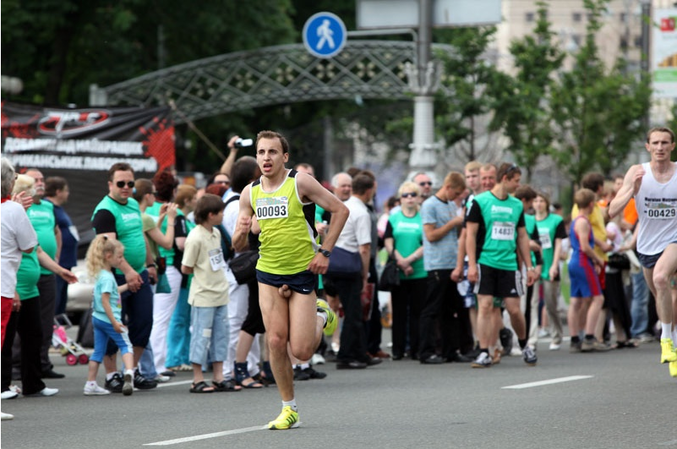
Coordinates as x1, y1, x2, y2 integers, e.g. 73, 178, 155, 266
27, 200, 57, 275
16, 249, 40, 299
468, 191, 525, 271
92, 196, 147, 274
145, 202, 181, 266
385, 210, 427, 280
536, 213, 566, 280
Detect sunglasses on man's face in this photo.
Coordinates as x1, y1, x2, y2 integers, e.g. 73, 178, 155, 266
115, 181, 135, 188
418, 181, 432, 187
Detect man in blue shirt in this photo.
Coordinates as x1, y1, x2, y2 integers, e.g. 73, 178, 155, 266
44, 177, 79, 316
418, 172, 471, 364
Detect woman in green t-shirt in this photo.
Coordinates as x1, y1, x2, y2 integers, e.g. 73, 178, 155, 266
384, 181, 427, 360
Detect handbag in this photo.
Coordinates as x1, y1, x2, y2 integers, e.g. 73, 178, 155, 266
607, 252, 630, 271
156, 272, 172, 293
229, 250, 259, 285
326, 246, 362, 277
378, 257, 400, 292
361, 283, 375, 321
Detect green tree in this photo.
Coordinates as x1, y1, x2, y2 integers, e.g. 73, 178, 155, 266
490, 1, 564, 182
433, 26, 504, 163
549, 0, 651, 182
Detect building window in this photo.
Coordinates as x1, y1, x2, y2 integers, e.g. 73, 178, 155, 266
634, 35, 643, 47
526, 12, 534, 22
620, 37, 628, 49
573, 12, 582, 22
572, 35, 582, 47
620, 12, 627, 23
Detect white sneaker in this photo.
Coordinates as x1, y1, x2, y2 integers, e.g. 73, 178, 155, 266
549, 342, 561, 351
8, 385, 21, 394
1, 412, 14, 420
154, 374, 170, 383
1, 390, 18, 400
32, 387, 59, 397
84, 383, 111, 396
310, 353, 326, 365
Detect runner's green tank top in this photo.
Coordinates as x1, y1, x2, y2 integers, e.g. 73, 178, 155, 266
250, 170, 317, 275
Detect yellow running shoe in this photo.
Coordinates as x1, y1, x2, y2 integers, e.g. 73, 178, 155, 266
669, 361, 677, 378
317, 299, 337, 336
268, 406, 299, 430
660, 338, 677, 364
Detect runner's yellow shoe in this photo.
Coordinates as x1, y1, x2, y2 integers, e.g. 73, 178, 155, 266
317, 299, 337, 336
669, 361, 677, 378
660, 338, 677, 363
268, 406, 299, 430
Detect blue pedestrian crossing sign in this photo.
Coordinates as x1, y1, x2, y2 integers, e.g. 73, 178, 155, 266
302, 12, 347, 59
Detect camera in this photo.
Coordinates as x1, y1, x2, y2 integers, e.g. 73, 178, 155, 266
235, 138, 253, 148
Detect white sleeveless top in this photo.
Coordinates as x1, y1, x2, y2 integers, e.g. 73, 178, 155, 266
635, 162, 677, 255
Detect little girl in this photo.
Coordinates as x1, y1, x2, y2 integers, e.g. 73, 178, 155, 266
83, 235, 135, 396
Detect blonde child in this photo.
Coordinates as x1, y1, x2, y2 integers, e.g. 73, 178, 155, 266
84, 235, 135, 396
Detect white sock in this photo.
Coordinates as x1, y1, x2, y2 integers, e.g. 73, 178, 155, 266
317, 310, 328, 327
661, 322, 672, 340
299, 363, 310, 370
105, 372, 117, 381
124, 369, 134, 377
672, 329, 677, 345
282, 399, 298, 412
86, 381, 97, 387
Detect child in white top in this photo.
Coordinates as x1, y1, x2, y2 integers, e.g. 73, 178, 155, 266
181, 194, 231, 393
84, 235, 135, 396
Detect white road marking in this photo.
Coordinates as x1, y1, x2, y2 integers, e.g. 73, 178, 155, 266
502, 375, 593, 390
144, 425, 267, 446
658, 440, 677, 446
155, 380, 193, 388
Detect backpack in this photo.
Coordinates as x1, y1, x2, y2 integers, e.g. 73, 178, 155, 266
217, 194, 240, 261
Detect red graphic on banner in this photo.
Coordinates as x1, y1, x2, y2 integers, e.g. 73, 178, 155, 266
38, 110, 110, 136
661, 17, 676, 32
1, 101, 40, 140
141, 116, 175, 172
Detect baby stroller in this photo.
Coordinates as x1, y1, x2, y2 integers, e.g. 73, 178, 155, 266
53, 314, 90, 365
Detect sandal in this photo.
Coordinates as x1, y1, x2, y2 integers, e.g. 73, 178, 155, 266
240, 377, 264, 389
212, 379, 242, 392
615, 340, 639, 349
189, 381, 214, 393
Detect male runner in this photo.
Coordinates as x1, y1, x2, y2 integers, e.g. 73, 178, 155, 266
232, 131, 349, 429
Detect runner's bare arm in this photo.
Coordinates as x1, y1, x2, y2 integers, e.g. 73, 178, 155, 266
232, 184, 254, 252
297, 172, 349, 254
609, 165, 643, 219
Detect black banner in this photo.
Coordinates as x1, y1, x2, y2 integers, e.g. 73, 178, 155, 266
1, 101, 176, 254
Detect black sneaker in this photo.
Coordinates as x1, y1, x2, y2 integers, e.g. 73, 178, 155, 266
302, 366, 327, 379
105, 373, 124, 393
499, 328, 513, 356
133, 370, 158, 389
293, 367, 311, 381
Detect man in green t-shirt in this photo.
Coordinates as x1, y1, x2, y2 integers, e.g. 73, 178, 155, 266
92, 162, 158, 391
25, 169, 63, 379
466, 163, 538, 368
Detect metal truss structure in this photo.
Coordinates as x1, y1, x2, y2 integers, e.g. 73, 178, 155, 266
101, 40, 456, 123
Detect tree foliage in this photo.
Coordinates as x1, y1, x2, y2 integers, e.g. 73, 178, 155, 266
490, 1, 564, 182
433, 26, 504, 163
549, 0, 651, 182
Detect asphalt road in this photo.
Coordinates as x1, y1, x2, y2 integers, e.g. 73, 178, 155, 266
1, 331, 676, 449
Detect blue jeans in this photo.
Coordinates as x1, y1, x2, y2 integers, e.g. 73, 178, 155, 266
630, 271, 649, 337
190, 305, 229, 367
106, 270, 154, 356
91, 317, 133, 364
138, 343, 158, 378
166, 288, 191, 368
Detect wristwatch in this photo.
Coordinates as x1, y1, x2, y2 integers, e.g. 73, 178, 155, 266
318, 248, 331, 258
